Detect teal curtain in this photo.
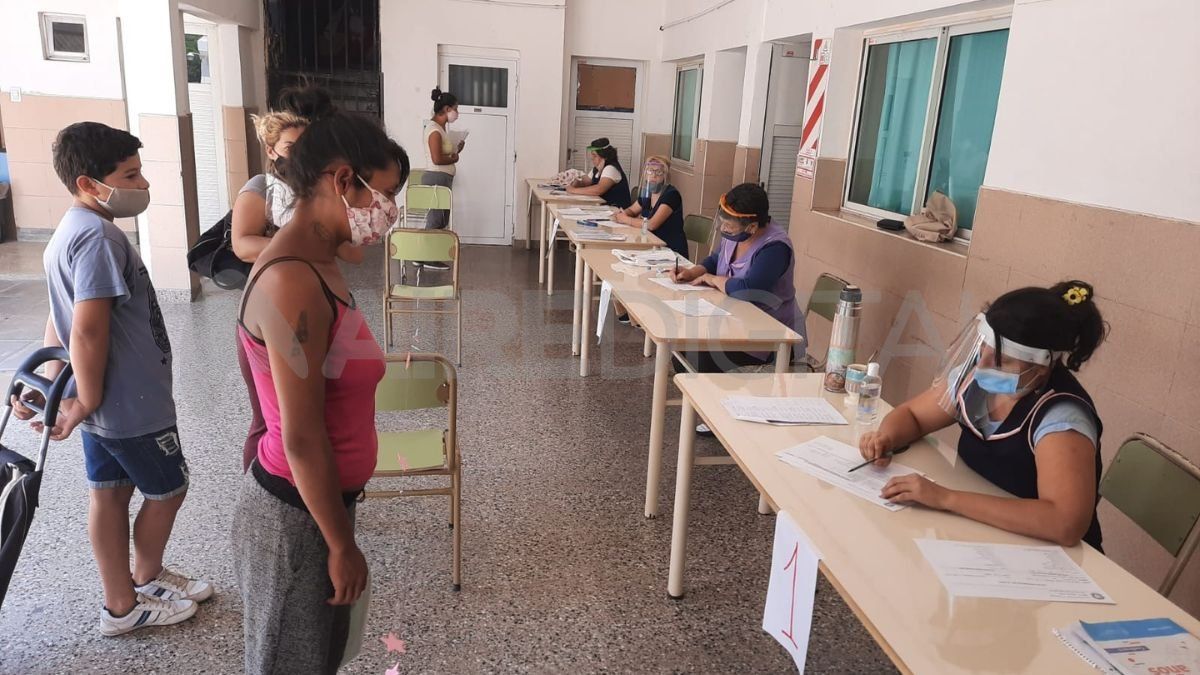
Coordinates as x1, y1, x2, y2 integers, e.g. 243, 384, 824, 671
926, 29, 1009, 231
846, 39, 936, 214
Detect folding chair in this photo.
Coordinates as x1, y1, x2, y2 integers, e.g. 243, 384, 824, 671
796, 272, 849, 373
366, 353, 462, 591
402, 183, 453, 231
683, 214, 715, 263
383, 228, 462, 365
1099, 433, 1200, 596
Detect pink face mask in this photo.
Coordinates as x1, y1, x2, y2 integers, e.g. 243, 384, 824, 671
342, 175, 399, 246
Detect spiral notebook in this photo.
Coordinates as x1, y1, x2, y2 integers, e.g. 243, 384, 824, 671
1053, 623, 1120, 673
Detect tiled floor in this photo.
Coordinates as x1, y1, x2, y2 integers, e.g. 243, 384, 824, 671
0, 241, 49, 280
0, 245, 894, 674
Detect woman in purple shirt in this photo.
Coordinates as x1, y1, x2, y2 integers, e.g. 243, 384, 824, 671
670, 183, 806, 373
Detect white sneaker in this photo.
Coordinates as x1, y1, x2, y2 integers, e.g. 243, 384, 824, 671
136, 567, 214, 603
99, 592, 197, 636
696, 422, 714, 436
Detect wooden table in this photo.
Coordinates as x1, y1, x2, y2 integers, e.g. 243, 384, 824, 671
669, 372, 1200, 674
578, 248, 805, 518
545, 203, 665, 356
524, 178, 603, 286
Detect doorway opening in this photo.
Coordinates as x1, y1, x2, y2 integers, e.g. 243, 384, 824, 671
264, 0, 382, 116
759, 40, 810, 228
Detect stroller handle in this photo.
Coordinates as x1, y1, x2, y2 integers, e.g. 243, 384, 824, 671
5, 347, 74, 426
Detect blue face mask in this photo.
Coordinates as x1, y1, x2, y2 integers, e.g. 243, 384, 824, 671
721, 229, 752, 243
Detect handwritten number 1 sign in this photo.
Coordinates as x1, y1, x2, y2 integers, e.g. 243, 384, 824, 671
762, 511, 821, 672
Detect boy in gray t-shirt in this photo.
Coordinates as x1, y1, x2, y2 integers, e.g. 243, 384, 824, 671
10, 122, 210, 636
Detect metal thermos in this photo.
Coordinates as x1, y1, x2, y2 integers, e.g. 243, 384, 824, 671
823, 285, 863, 392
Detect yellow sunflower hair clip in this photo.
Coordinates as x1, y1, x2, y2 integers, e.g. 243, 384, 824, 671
1063, 286, 1090, 306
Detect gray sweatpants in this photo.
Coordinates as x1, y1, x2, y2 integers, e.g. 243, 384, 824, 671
420, 170, 453, 230
232, 471, 355, 675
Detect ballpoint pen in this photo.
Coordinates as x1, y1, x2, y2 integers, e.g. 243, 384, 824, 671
846, 444, 911, 472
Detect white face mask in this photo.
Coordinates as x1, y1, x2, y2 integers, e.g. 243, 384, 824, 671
342, 175, 399, 247
93, 180, 150, 219
446, 109, 459, 123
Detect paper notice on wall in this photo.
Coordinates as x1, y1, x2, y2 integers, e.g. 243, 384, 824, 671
597, 280, 613, 343
763, 511, 822, 673
796, 148, 817, 179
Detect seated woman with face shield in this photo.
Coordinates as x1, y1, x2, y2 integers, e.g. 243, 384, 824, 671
566, 137, 632, 208
669, 183, 806, 373
611, 156, 689, 259
859, 281, 1108, 549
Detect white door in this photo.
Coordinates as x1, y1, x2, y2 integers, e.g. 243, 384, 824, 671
438, 54, 517, 246
184, 21, 227, 227
759, 43, 809, 229
567, 58, 642, 177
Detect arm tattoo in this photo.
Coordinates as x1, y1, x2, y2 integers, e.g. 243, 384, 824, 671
290, 310, 309, 357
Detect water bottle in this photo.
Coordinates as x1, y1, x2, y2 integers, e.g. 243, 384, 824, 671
823, 285, 863, 392
641, 216, 650, 236
856, 362, 882, 424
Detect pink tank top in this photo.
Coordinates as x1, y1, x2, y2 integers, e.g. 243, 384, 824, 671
238, 259, 385, 490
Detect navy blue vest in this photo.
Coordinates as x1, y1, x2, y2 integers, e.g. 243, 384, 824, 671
956, 367, 1104, 550
591, 163, 632, 208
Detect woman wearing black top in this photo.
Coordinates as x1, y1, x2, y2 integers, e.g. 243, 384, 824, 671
858, 281, 1108, 549
566, 137, 632, 208
612, 156, 689, 259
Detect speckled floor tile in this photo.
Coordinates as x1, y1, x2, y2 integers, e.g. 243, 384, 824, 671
0, 246, 895, 674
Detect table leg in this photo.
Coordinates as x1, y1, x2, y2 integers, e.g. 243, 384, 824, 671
571, 248, 584, 356
525, 192, 534, 250
538, 202, 548, 284
668, 399, 697, 599
645, 343, 671, 518
775, 342, 792, 374
547, 226, 556, 296
580, 264, 594, 377
643, 332, 652, 358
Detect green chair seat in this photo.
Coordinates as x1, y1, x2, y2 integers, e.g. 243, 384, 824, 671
389, 284, 456, 300
376, 429, 447, 472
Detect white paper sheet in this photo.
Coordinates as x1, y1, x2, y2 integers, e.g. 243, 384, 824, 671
763, 511, 821, 673
613, 249, 679, 267
573, 231, 626, 241
445, 129, 469, 147
722, 396, 847, 425
559, 206, 611, 216
663, 298, 731, 317
597, 280, 613, 343
648, 276, 707, 292
776, 436, 923, 511
916, 539, 1114, 604
548, 218, 561, 247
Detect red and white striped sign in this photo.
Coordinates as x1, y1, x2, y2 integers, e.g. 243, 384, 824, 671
796, 38, 832, 179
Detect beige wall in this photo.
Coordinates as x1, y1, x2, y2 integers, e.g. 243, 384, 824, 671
666, 138, 737, 219
788, 163, 1200, 615
0, 93, 137, 239
137, 113, 200, 300
221, 105, 252, 205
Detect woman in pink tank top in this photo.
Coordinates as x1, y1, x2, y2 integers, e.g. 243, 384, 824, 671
231, 84, 409, 674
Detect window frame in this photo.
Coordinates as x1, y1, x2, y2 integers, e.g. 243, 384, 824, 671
670, 61, 704, 166
40, 12, 89, 63
843, 17, 1010, 239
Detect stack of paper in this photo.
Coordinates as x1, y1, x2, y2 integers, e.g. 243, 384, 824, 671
776, 436, 923, 511
721, 396, 847, 425
613, 249, 680, 267
560, 206, 612, 216
1053, 619, 1200, 675
663, 298, 731, 317
573, 231, 626, 241
916, 539, 1113, 603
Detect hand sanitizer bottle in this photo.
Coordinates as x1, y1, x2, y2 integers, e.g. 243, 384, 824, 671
856, 362, 882, 424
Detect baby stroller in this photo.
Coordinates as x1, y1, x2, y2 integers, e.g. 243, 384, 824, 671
0, 347, 73, 610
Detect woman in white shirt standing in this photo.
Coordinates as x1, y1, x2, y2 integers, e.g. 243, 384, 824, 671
566, 137, 632, 208
421, 88, 464, 270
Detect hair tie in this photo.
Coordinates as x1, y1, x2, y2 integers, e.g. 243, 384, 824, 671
1063, 286, 1090, 306
718, 194, 757, 219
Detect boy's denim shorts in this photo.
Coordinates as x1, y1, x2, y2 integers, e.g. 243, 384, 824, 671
82, 425, 189, 500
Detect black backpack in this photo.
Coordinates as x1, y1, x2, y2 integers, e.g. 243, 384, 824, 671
187, 210, 251, 290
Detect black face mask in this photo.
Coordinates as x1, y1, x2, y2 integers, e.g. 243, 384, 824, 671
272, 156, 290, 178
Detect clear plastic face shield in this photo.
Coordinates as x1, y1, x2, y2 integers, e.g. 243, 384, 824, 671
640, 159, 667, 199
714, 195, 758, 242
586, 144, 608, 170
933, 313, 1054, 434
